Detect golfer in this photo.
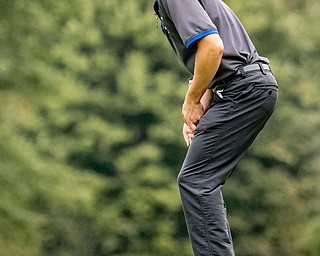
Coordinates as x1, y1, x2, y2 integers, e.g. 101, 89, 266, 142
154, 0, 278, 255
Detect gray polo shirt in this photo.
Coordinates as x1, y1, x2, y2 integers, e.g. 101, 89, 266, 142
154, 0, 260, 87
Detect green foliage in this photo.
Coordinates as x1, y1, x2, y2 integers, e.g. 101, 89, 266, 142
0, 0, 319, 255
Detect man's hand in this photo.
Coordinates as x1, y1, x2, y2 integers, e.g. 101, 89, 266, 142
182, 89, 214, 146
182, 98, 204, 132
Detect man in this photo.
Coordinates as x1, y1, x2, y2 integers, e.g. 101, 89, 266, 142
154, 0, 278, 255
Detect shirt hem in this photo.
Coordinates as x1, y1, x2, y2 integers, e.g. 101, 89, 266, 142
186, 29, 219, 49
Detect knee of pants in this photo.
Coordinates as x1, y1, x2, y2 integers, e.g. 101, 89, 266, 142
177, 169, 184, 187
178, 164, 230, 196
177, 168, 202, 194
177, 168, 190, 189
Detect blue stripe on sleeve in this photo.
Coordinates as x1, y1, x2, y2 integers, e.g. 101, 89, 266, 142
186, 29, 219, 49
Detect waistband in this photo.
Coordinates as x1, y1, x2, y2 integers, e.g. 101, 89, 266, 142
212, 63, 272, 88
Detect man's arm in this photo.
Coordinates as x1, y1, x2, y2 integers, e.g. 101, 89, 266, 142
182, 33, 224, 132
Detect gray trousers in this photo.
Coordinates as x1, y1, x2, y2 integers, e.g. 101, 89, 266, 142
178, 70, 278, 256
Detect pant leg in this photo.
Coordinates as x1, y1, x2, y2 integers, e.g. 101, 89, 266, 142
178, 72, 278, 256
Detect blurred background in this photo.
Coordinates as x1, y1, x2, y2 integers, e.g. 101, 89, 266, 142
0, 0, 319, 255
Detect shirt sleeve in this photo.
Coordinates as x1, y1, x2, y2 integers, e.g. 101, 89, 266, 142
161, 0, 219, 49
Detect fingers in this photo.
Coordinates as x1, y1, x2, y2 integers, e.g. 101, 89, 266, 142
182, 123, 189, 145
185, 120, 198, 132
183, 123, 195, 146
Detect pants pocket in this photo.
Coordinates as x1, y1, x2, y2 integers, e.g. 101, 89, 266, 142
260, 88, 278, 116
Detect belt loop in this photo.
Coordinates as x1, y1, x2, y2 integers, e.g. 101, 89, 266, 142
258, 63, 266, 75
239, 66, 247, 78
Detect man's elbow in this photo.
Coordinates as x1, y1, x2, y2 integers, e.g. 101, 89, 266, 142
214, 35, 224, 56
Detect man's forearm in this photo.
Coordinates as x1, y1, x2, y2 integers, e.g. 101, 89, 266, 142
182, 34, 224, 130
185, 34, 224, 104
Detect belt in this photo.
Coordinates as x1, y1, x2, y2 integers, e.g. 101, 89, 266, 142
213, 63, 271, 88
235, 63, 270, 76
